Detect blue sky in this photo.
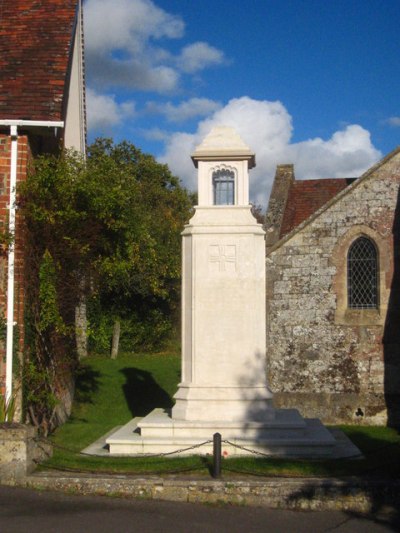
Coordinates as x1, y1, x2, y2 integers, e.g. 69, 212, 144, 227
84, 0, 400, 206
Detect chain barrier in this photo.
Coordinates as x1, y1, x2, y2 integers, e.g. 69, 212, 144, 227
222, 438, 365, 461
134, 439, 213, 458
33, 436, 214, 476
221, 438, 400, 478
222, 439, 275, 458
34, 433, 399, 478
32, 459, 207, 477
34, 436, 212, 458
35, 437, 106, 458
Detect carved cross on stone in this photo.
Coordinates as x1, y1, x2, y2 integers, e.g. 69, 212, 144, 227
209, 244, 236, 272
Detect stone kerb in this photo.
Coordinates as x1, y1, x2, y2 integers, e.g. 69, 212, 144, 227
0, 424, 52, 482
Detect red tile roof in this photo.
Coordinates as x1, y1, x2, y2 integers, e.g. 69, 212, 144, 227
0, 0, 78, 121
280, 178, 355, 238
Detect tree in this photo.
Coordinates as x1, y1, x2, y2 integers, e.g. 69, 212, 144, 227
19, 139, 193, 432
85, 139, 193, 353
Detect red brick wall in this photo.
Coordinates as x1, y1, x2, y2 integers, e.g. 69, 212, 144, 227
0, 133, 31, 395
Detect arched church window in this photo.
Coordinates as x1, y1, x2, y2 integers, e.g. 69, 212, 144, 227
213, 169, 235, 205
347, 236, 378, 309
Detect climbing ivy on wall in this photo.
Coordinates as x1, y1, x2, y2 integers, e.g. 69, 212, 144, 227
18, 139, 193, 433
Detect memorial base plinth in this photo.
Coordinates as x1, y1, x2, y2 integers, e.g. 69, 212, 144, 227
106, 408, 338, 458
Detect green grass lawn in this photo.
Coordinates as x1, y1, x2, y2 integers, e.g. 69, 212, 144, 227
58, 352, 180, 447
45, 352, 400, 478
46, 352, 201, 474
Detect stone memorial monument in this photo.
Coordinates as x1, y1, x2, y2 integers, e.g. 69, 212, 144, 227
106, 127, 347, 457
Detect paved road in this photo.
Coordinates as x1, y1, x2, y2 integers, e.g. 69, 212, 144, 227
0, 485, 396, 532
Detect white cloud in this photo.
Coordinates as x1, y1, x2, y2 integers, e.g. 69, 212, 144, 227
159, 97, 382, 206
140, 127, 170, 142
286, 125, 380, 180
385, 116, 400, 127
146, 98, 222, 122
178, 42, 226, 73
86, 88, 135, 130
84, 0, 184, 55
88, 56, 179, 93
84, 0, 225, 93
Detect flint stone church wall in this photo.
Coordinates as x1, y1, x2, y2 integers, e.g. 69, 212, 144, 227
266, 150, 400, 426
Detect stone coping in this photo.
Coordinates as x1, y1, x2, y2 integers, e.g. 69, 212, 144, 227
3, 472, 398, 515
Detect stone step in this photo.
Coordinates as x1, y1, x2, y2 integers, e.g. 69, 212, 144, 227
106, 410, 338, 458
137, 408, 309, 439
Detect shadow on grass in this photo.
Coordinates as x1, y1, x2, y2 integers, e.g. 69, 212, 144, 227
221, 427, 400, 478
120, 367, 174, 417
340, 426, 400, 477
260, 428, 400, 530
74, 364, 101, 404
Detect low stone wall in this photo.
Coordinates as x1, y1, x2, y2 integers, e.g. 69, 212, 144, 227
17, 473, 400, 515
0, 424, 52, 482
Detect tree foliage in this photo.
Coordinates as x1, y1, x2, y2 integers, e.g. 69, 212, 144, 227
19, 139, 193, 432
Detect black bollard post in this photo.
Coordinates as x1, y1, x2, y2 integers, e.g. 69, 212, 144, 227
213, 432, 222, 478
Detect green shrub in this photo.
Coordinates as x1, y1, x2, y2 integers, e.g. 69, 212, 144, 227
0, 393, 16, 423
88, 303, 173, 354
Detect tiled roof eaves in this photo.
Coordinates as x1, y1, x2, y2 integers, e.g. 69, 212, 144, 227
279, 178, 350, 238
0, 1, 78, 121
266, 145, 400, 256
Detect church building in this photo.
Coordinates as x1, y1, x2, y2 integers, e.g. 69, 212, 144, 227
0, 0, 86, 405
265, 148, 400, 426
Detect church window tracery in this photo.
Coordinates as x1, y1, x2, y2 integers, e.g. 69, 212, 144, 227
347, 236, 378, 309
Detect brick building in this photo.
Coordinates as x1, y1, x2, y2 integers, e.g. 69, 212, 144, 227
0, 0, 86, 406
265, 148, 400, 426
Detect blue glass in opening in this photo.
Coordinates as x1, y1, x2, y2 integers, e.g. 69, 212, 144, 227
213, 169, 235, 205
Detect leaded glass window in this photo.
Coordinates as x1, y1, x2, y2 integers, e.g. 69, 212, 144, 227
213, 169, 235, 205
347, 237, 378, 309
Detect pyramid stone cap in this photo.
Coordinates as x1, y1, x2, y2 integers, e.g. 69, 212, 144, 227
191, 126, 256, 168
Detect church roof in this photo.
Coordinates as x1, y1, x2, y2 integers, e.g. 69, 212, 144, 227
280, 177, 355, 238
0, 0, 79, 122
266, 145, 400, 255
